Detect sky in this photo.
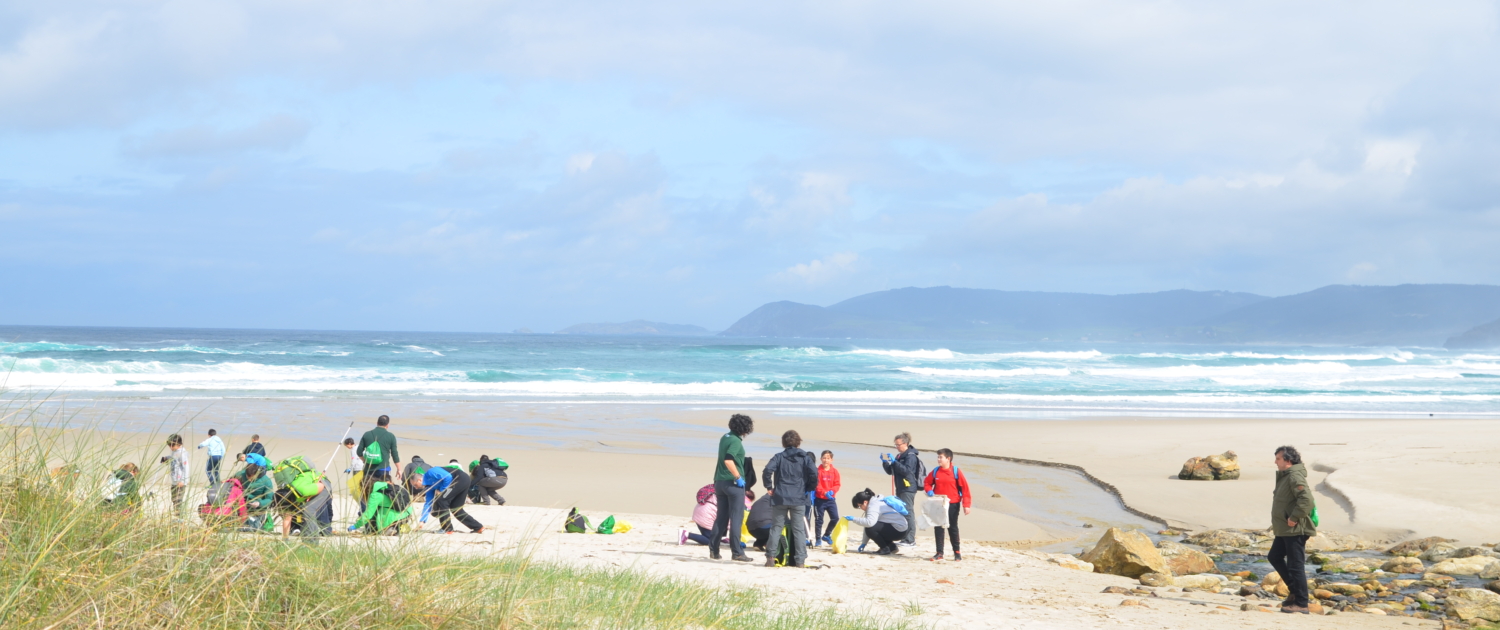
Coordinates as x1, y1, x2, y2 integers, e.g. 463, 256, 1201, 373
3, 0, 1500, 332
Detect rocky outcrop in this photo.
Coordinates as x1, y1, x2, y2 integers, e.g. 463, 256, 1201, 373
1447, 588, 1500, 622
1306, 531, 1380, 552
1081, 528, 1169, 578
1156, 541, 1216, 576
1387, 536, 1458, 557
1429, 556, 1500, 578
1138, 572, 1172, 587
1421, 542, 1462, 562
1173, 574, 1226, 590
1381, 557, 1425, 574
1183, 528, 1270, 548
1177, 451, 1240, 480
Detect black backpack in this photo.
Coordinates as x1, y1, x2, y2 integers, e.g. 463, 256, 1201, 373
743, 456, 757, 489
801, 451, 818, 494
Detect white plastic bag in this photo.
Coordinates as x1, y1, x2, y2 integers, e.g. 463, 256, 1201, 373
919, 496, 949, 529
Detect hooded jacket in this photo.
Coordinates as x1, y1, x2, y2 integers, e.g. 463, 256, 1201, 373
762, 447, 817, 506
1271, 462, 1317, 537
924, 465, 972, 508
419, 466, 453, 522
881, 447, 923, 493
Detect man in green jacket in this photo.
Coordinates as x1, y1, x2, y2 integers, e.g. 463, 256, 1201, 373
1269, 445, 1317, 614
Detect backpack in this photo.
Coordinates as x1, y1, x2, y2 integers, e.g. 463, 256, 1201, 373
743, 456, 756, 489
564, 508, 591, 533
695, 484, 716, 505
882, 495, 910, 516
773, 524, 792, 566
925, 467, 965, 502
199, 478, 248, 523
801, 452, 818, 494
362, 441, 384, 467
271, 456, 322, 501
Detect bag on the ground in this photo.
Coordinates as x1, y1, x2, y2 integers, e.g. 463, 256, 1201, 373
612, 519, 632, 534
829, 518, 849, 554
740, 510, 752, 541
361, 441, 384, 467
773, 524, 791, 566
882, 495, 910, 516
920, 497, 949, 529
564, 507, 591, 533
597, 515, 618, 534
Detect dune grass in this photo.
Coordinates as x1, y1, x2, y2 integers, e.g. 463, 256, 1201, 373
0, 397, 909, 629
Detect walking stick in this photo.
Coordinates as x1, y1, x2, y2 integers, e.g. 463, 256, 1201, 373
322, 422, 356, 474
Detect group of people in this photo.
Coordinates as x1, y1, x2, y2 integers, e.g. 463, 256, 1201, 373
691, 414, 973, 568
104, 415, 512, 539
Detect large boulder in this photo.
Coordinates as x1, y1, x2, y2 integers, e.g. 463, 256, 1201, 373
1183, 528, 1270, 548
1082, 528, 1170, 578
1157, 541, 1216, 576
1177, 451, 1240, 480
1447, 588, 1500, 622
1454, 546, 1500, 559
1429, 556, 1500, 578
1387, 536, 1458, 557
1421, 542, 1462, 562
1381, 557, 1426, 574
1306, 531, 1378, 552
1323, 557, 1376, 573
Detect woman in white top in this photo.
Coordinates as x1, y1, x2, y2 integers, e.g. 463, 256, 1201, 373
845, 487, 909, 555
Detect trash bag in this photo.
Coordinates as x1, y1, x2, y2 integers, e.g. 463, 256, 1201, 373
920, 497, 949, 529
347, 470, 365, 503
829, 518, 849, 554
612, 519, 633, 534
596, 515, 617, 534
564, 507, 590, 533
740, 509, 752, 541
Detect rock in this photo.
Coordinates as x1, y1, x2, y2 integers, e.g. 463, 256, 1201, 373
1308, 551, 1342, 565
1388, 536, 1459, 557
1157, 529, 1183, 536
1381, 557, 1425, 574
1323, 583, 1367, 596
1447, 588, 1500, 622
1175, 574, 1226, 590
1487, 580, 1500, 595
1156, 540, 1217, 576
991, 492, 1002, 498
1388, 579, 1417, 589
1101, 586, 1132, 594
1138, 572, 1173, 587
1430, 556, 1500, 578
1422, 542, 1462, 562
1323, 558, 1375, 573
1453, 546, 1500, 559
1307, 601, 1324, 614
1313, 588, 1336, 600
1306, 532, 1379, 552
1047, 554, 1094, 572
1119, 598, 1147, 607
1261, 573, 1290, 597
1177, 451, 1239, 480
1082, 528, 1170, 578
1183, 528, 1270, 548
1365, 608, 1387, 615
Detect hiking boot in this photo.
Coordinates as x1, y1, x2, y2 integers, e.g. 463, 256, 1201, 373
764, 558, 777, 567
731, 554, 753, 562
709, 550, 722, 560
875, 548, 894, 556
1280, 605, 1309, 614
953, 551, 963, 561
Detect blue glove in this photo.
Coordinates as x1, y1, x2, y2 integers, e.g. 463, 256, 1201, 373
825, 491, 834, 500
926, 490, 935, 497
344, 468, 353, 474
734, 477, 744, 488
843, 515, 853, 521
347, 524, 359, 532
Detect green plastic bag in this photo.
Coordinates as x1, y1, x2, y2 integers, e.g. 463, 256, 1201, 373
1310, 506, 1320, 528
564, 508, 590, 533
596, 515, 617, 535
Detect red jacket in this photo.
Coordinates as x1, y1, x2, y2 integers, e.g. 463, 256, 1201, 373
815, 465, 841, 498
924, 465, 972, 508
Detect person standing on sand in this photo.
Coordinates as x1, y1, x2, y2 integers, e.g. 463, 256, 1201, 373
761, 430, 817, 568
1269, 445, 1317, 614
812, 450, 841, 546
356, 415, 401, 498
164, 434, 189, 518
880, 432, 923, 546
924, 448, 971, 561
197, 429, 225, 486
709, 414, 755, 563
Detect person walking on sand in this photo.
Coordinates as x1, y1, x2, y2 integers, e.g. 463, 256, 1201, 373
198, 429, 225, 486
709, 414, 755, 563
924, 448, 972, 561
761, 430, 817, 568
164, 434, 189, 518
356, 415, 401, 498
812, 450, 841, 546
1269, 446, 1318, 614
880, 432, 923, 546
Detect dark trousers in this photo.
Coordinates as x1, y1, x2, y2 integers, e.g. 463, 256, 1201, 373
475, 476, 507, 505
934, 502, 961, 554
750, 526, 770, 548
435, 476, 483, 532
1268, 535, 1310, 606
206, 456, 223, 485
896, 490, 917, 543
687, 525, 715, 546
866, 522, 903, 551
813, 497, 839, 538
709, 480, 745, 558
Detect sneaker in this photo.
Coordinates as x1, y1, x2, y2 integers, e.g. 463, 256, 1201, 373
875, 548, 894, 556
953, 551, 963, 561
929, 554, 944, 561
678, 529, 688, 546
897, 541, 916, 548
710, 550, 722, 560
731, 554, 753, 562
821, 535, 831, 546
474, 527, 486, 534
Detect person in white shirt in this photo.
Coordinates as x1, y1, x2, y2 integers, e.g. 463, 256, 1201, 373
197, 429, 226, 485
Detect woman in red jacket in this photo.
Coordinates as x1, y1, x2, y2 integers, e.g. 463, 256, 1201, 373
923, 448, 971, 561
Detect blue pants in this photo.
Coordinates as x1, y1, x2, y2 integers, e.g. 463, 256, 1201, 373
206, 455, 223, 485
813, 496, 839, 538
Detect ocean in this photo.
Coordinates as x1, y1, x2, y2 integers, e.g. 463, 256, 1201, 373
2, 325, 1498, 417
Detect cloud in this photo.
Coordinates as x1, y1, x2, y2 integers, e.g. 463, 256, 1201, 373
123, 114, 310, 158
776, 252, 859, 286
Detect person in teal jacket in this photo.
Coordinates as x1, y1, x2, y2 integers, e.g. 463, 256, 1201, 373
233, 463, 275, 530
349, 481, 414, 534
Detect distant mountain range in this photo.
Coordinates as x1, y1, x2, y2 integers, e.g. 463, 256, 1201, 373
718, 284, 1500, 347
556, 320, 713, 336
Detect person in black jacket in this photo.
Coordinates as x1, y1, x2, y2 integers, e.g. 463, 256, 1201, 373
880, 432, 923, 545
761, 430, 818, 568
469, 455, 508, 505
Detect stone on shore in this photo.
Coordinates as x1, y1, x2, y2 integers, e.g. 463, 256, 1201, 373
1446, 588, 1500, 622
1323, 557, 1375, 573
1485, 580, 1500, 595
1422, 542, 1462, 562
1082, 528, 1169, 578
1387, 536, 1458, 557
1183, 528, 1269, 548
1177, 451, 1240, 480
1453, 546, 1500, 559
1381, 557, 1426, 574
1048, 554, 1094, 572
1174, 574, 1226, 590
1429, 556, 1500, 578
1157, 540, 1216, 576
1261, 572, 1290, 597
1306, 531, 1379, 552
1138, 572, 1173, 587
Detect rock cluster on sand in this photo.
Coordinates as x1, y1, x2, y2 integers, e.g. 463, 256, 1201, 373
1177, 451, 1241, 480
1157, 540, 1216, 575
1081, 528, 1169, 578
1387, 536, 1458, 557
1446, 589, 1500, 622
1429, 556, 1500, 578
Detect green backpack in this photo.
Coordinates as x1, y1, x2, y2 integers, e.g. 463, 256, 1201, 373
271, 456, 321, 500
362, 442, 384, 467
596, 515, 617, 535
564, 508, 591, 533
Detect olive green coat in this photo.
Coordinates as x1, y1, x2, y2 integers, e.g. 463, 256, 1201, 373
1271, 462, 1317, 537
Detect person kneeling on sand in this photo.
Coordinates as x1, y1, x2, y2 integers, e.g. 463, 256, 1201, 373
233, 460, 275, 530
349, 473, 414, 535
411, 464, 485, 534
101, 462, 141, 509
845, 488, 909, 555
1269, 445, 1318, 614
746, 490, 773, 550
683, 484, 753, 546
273, 478, 333, 538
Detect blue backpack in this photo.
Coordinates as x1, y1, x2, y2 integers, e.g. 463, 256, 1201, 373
882, 495, 910, 516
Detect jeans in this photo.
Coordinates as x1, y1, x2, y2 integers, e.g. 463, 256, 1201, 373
768, 505, 808, 566
934, 502, 961, 554
687, 525, 715, 546
709, 480, 745, 558
865, 522, 902, 552
300, 487, 333, 537
1268, 535, 1310, 606
475, 475, 507, 505
897, 490, 917, 544
206, 455, 223, 485
813, 497, 839, 539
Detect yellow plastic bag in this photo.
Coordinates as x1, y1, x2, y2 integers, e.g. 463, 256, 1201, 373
830, 518, 849, 554
740, 509, 752, 541
613, 520, 633, 534
347, 470, 365, 503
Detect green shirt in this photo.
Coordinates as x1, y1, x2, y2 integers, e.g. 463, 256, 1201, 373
356, 427, 400, 471
714, 433, 745, 482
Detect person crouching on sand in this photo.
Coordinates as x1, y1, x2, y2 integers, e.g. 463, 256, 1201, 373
682, 485, 753, 546
1270, 445, 1318, 614
845, 488, 908, 555
924, 448, 971, 561
410, 464, 485, 534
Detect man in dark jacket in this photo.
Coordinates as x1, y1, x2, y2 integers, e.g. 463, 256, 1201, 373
880, 432, 923, 545
761, 430, 818, 568
1269, 445, 1317, 614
